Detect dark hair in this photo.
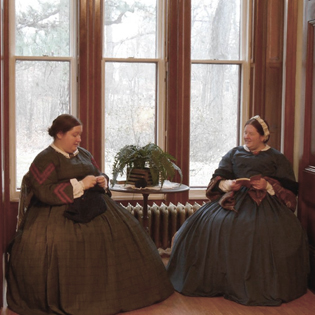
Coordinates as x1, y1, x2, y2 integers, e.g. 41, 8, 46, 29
244, 117, 270, 143
48, 114, 82, 139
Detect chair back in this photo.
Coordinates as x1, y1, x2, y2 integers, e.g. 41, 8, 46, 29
17, 172, 33, 231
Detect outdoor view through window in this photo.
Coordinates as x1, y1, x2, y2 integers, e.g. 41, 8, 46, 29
14, 0, 72, 188
13, 0, 243, 191
103, 0, 159, 183
190, 0, 241, 187
103, 0, 242, 187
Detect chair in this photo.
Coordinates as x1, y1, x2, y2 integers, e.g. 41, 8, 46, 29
16, 172, 33, 231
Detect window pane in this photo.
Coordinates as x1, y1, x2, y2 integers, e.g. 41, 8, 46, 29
190, 64, 240, 187
191, 0, 241, 60
15, 0, 70, 56
104, 62, 156, 177
15, 60, 70, 186
104, 0, 157, 58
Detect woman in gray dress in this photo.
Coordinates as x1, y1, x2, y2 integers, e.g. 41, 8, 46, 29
7, 114, 173, 315
167, 115, 309, 306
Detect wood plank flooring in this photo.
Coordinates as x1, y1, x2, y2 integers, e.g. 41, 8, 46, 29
2, 256, 315, 315
2, 290, 315, 315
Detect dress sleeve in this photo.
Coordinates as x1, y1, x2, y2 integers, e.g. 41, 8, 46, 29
272, 151, 298, 195
206, 148, 238, 199
274, 152, 296, 181
28, 150, 74, 205
212, 148, 237, 180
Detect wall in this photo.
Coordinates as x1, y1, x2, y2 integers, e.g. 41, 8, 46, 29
294, 0, 306, 176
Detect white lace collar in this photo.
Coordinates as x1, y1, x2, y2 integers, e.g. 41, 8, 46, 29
243, 144, 270, 152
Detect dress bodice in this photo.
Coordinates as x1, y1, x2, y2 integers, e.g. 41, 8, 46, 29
217, 146, 296, 181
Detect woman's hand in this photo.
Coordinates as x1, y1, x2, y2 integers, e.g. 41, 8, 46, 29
251, 178, 267, 190
230, 180, 242, 191
96, 175, 108, 189
81, 175, 97, 190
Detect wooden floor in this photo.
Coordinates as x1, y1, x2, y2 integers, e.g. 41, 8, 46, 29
2, 290, 315, 315
2, 256, 315, 315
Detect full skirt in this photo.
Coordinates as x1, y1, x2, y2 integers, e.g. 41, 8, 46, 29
166, 190, 309, 306
7, 194, 174, 315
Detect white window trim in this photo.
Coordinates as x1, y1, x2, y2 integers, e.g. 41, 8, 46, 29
189, 0, 251, 200
9, 0, 78, 201
101, 0, 166, 200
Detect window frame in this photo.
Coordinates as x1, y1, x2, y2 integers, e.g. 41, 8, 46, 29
8, 0, 252, 202
9, 0, 78, 201
101, 0, 167, 200
188, 0, 251, 199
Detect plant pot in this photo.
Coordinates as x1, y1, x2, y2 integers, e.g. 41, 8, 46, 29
127, 168, 153, 186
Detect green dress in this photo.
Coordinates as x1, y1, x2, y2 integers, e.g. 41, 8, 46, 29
7, 146, 173, 315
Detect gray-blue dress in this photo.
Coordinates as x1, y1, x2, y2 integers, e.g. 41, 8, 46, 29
167, 146, 309, 306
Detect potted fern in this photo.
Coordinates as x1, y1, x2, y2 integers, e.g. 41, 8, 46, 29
111, 143, 183, 188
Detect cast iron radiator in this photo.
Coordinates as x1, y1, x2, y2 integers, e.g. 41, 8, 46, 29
120, 201, 204, 249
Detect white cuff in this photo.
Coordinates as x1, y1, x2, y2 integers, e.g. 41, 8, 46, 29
266, 182, 275, 195
218, 179, 234, 192
70, 178, 84, 199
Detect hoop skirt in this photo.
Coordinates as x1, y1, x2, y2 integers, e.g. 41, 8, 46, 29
6, 147, 174, 315
166, 146, 309, 306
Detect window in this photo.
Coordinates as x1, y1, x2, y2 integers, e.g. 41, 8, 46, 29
189, 0, 248, 187
10, 0, 76, 198
102, 0, 165, 180
103, 0, 248, 189
9, 0, 250, 200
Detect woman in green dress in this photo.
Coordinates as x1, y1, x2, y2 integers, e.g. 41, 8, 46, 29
7, 114, 173, 315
